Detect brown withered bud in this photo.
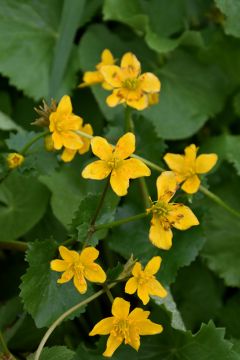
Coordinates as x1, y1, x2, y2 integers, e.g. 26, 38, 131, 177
32, 99, 57, 127
117, 255, 137, 281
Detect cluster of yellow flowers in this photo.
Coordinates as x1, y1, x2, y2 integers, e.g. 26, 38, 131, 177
6, 49, 218, 357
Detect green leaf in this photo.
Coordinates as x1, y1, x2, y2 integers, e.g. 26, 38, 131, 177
71, 191, 119, 246
201, 169, 240, 287
40, 165, 111, 228
144, 50, 228, 140
0, 297, 22, 331
28, 346, 75, 360
0, 111, 22, 132
0, 172, 49, 242
215, 0, 240, 38
217, 292, 240, 339
20, 240, 92, 328
0, 0, 78, 100
172, 260, 224, 330
49, 0, 86, 98
109, 205, 205, 285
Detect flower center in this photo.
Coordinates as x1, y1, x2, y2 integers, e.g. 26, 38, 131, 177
113, 319, 130, 341
137, 271, 153, 285
107, 157, 122, 170
122, 78, 139, 90
151, 201, 169, 217
73, 261, 85, 275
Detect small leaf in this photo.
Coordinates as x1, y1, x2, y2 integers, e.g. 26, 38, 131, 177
28, 346, 75, 360
215, 0, 240, 38
0, 172, 49, 242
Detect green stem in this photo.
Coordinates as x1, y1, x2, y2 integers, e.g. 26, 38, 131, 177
138, 178, 151, 208
200, 185, 240, 219
102, 284, 114, 303
0, 240, 27, 252
82, 178, 110, 248
0, 332, 9, 355
124, 106, 134, 133
95, 212, 149, 231
34, 283, 116, 360
20, 130, 50, 155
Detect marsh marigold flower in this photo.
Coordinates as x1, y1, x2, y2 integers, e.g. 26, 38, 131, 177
164, 144, 218, 194
49, 95, 93, 162
100, 52, 160, 110
82, 132, 151, 196
50, 246, 106, 294
79, 49, 115, 90
89, 297, 163, 357
125, 256, 167, 304
7, 153, 24, 169
147, 171, 199, 250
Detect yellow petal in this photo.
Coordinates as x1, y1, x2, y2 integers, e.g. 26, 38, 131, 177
148, 93, 159, 106
139, 73, 161, 93
103, 333, 123, 357
121, 159, 151, 179
73, 273, 87, 294
57, 270, 74, 283
112, 297, 130, 319
91, 136, 113, 160
127, 326, 140, 351
149, 215, 173, 250
156, 171, 177, 203
137, 319, 163, 335
102, 81, 113, 90
181, 174, 200, 194
89, 317, 114, 336
62, 131, 84, 150
82, 160, 111, 180
168, 204, 199, 230
106, 91, 122, 107
127, 94, 148, 110
80, 247, 99, 264
144, 256, 161, 275
84, 263, 106, 283
163, 153, 185, 174
128, 308, 150, 322
137, 284, 150, 304
110, 167, 129, 196
78, 124, 93, 155
100, 65, 123, 87
57, 95, 72, 114
125, 277, 138, 294
52, 132, 63, 150
114, 132, 135, 160
59, 246, 79, 263
148, 278, 167, 298
120, 52, 141, 78
50, 259, 68, 272
61, 148, 77, 162
101, 49, 114, 65
81, 71, 103, 86
196, 154, 218, 174
184, 144, 197, 162
132, 262, 142, 276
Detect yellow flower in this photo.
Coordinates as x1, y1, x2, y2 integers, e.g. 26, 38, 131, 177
6, 153, 24, 169
82, 132, 151, 196
79, 49, 115, 90
89, 297, 163, 357
49, 95, 84, 151
125, 256, 167, 304
164, 144, 218, 194
100, 52, 160, 110
147, 171, 199, 250
61, 123, 93, 162
50, 246, 106, 294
